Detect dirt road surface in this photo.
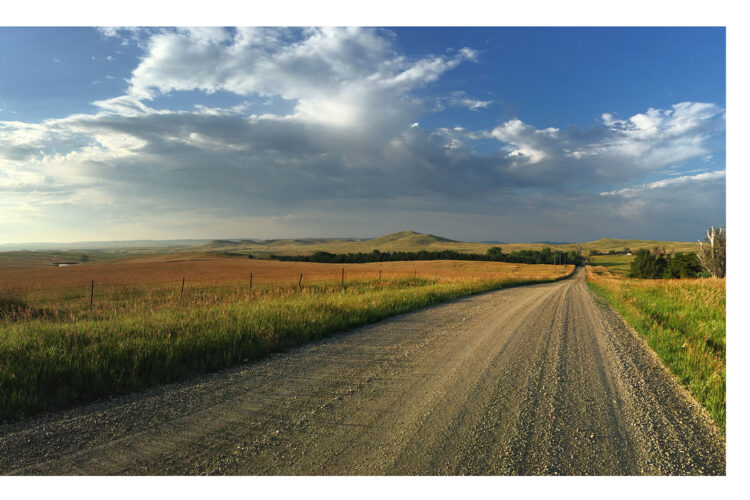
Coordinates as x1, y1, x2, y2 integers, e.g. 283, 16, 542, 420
0, 268, 725, 475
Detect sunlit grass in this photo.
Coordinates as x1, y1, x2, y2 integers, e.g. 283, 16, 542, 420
586, 266, 725, 433
0, 261, 573, 421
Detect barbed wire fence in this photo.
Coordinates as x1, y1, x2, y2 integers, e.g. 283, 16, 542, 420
1, 264, 571, 319
0, 267, 448, 313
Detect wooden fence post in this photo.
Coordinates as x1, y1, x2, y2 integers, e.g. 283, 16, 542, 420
90, 280, 94, 307
181, 277, 185, 299
250, 272, 253, 289
379, 269, 382, 281
341, 268, 345, 286
298, 273, 303, 289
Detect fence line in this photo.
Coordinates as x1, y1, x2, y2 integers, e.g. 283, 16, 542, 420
2, 265, 571, 315
1, 268, 437, 310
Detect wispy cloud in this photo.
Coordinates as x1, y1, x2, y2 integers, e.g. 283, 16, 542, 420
600, 170, 726, 197
438, 91, 493, 111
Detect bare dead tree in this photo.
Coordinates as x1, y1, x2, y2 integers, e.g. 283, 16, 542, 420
698, 226, 726, 278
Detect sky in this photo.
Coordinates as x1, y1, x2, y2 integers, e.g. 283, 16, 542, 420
0, 26, 726, 243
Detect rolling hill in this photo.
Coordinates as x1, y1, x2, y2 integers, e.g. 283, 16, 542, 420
197, 231, 700, 257
0, 231, 701, 269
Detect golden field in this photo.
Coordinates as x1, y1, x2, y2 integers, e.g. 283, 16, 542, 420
0, 254, 573, 421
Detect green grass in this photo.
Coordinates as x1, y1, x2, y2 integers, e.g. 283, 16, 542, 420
587, 273, 725, 433
588, 254, 634, 276
0, 273, 571, 422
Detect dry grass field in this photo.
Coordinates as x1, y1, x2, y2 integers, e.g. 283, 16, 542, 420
0, 254, 572, 421
587, 265, 725, 432
0, 253, 571, 310
0, 252, 568, 290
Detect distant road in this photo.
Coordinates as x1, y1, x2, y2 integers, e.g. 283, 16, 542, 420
0, 268, 725, 475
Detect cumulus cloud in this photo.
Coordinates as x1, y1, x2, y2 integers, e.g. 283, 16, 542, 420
488, 119, 559, 164
478, 101, 724, 185
112, 27, 478, 131
0, 27, 726, 242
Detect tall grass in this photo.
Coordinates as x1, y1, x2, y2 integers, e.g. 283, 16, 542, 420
0, 266, 572, 422
586, 267, 725, 433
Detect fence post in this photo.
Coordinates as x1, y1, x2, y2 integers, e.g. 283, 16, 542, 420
379, 269, 382, 281
298, 273, 303, 289
250, 272, 253, 289
90, 280, 94, 307
341, 268, 345, 286
181, 277, 185, 299
414, 270, 416, 279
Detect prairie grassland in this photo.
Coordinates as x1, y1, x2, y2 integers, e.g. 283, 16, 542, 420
199, 230, 700, 257
588, 255, 634, 276
0, 252, 567, 292
586, 266, 725, 432
0, 257, 572, 421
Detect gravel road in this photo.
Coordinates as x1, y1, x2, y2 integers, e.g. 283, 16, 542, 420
0, 267, 725, 475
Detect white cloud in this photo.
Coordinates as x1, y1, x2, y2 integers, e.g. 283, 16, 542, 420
0, 28, 725, 242
481, 102, 723, 181
440, 91, 493, 111
114, 27, 478, 130
488, 120, 559, 164
91, 95, 155, 116
600, 169, 726, 197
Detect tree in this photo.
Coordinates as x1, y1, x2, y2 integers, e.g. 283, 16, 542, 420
663, 252, 703, 279
80, 254, 89, 262
486, 247, 503, 259
655, 255, 668, 278
630, 249, 660, 278
697, 226, 726, 278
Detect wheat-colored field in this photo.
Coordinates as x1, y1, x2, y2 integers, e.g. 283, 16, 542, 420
0, 253, 569, 300
0, 255, 573, 421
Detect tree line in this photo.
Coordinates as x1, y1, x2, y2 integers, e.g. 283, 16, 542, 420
629, 250, 704, 279
629, 226, 726, 279
271, 247, 585, 266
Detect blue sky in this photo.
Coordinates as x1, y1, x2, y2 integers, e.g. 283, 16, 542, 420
0, 27, 726, 243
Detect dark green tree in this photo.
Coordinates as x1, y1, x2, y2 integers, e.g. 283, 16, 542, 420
630, 249, 659, 278
486, 247, 503, 259
663, 252, 703, 279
